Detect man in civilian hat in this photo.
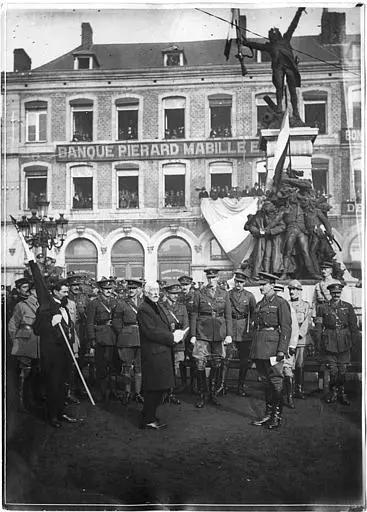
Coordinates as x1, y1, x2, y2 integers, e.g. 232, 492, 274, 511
250, 272, 292, 429
224, 269, 256, 397
86, 277, 118, 402
288, 279, 311, 399
178, 274, 197, 393
112, 279, 144, 405
161, 282, 189, 403
314, 281, 360, 405
190, 268, 232, 408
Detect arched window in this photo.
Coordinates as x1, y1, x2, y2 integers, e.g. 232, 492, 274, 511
65, 238, 98, 277
70, 98, 93, 142
158, 237, 192, 282
210, 238, 226, 260
25, 100, 47, 142
311, 158, 328, 196
163, 96, 185, 139
163, 163, 186, 208
115, 98, 139, 140
208, 94, 232, 138
303, 90, 327, 134
23, 164, 48, 210
111, 238, 144, 279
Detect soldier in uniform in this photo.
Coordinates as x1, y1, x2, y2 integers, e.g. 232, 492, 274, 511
162, 283, 189, 404
314, 281, 359, 405
288, 279, 311, 399
190, 268, 232, 408
250, 272, 292, 429
86, 277, 117, 402
112, 279, 144, 405
225, 269, 256, 397
178, 274, 196, 392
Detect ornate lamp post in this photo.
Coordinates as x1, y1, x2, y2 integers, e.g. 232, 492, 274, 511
14, 199, 68, 259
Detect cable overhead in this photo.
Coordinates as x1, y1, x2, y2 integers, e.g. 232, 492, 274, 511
195, 7, 361, 78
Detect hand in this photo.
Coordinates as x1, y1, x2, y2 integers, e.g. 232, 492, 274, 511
223, 336, 232, 345
89, 347, 95, 356
276, 351, 285, 362
173, 330, 185, 343
51, 314, 62, 326
288, 347, 296, 357
190, 336, 197, 345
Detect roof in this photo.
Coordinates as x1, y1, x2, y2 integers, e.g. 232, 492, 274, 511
34, 34, 360, 72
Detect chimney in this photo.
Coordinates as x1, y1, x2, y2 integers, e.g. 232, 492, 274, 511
320, 9, 346, 44
13, 49, 31, 72
81, 22, 93, 49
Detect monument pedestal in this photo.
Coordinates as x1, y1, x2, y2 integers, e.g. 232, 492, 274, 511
260, 126, 319, 182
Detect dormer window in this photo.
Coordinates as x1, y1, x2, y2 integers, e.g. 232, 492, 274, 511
73, 51, 99, 70
162, 46, 186, 67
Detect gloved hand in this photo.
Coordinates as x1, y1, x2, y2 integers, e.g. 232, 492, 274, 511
190, 336, 197, 345
223, 335, 232, 345
51, 314, 62, 326
288, 347, 296, 357
276, 351, 285, 362
89, 347, 95, 356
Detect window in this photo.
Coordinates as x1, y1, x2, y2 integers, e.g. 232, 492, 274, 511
163, 97, 185, 139
72, 177, 93, 209
256, 94, 275, 134
116, 98, 139, 140
303, 91, 327, 134
209, 94, 232, 137
210, 162, 232, 190
163, 163, 185, 207
256, 160, 267, 191
70, 99, 93, 141
311, 159, 328, 197
24, 165, 48, 209
111, 238, 144, 279
118, 176, 139, 208
353, 158, 361, 203
351, 89, 361, 129
25, 101, 47, 142
158, 237, 192, 283
65, 239, 97, 277
210, 239, 226, 260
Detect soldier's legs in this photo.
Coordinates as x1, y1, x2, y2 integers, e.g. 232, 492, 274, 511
132, 348, 144, 403
267, 363, 284, 430
252, 359, 273, 426
336, 352, 351, 405
117, 347, 133, 404
282, 360, 295, 409
208, 343, 224, 406
237, 342, 251, 397
195, 357, 207, 408
95, 345, 113, 401
17, 357, 33, 412
217, 343, 235, 396
294, 346, 306, 399
325, 353, 338, 403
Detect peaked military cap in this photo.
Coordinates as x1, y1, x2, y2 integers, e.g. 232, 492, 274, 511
66, 274, 83, 286
257, 272, 278, 283
274, 283, 285, 292
127, 279, 143, 288
234, 269, 250, 282
320, 261, 334, 269
178, 275, 193, 285
164, 283, 181, 294
97, 277, 114, 289
288, 279, 302, 290
14, 277, 32, 288
327, 281, 344, 292
204, 267, 220, 278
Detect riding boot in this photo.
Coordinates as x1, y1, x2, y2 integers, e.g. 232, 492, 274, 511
208, 367, 221, 406
325, 375, 338, 404
252, 386, 273, 426
165, 387, 181, 405
134, 373, 144, 404
216, 363, 228, 396
337, 375, 350, 405
294, 367, 305, 399
195, 370, 206, 408
190, 364, 198, 395
267, 393, 283, 430
237, 367, 249, 397
175, 362, 187, 393
284, 376, 295, 409
100, 377, 111, 402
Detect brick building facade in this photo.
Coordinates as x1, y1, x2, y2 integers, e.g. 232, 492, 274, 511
2, 10, 362, 284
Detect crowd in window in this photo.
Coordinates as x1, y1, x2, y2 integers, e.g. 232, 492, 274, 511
119, 190, 139, 209
72, 131, 92, 142
198, 183, 265, 200
164, 127, 185, 139
118, 126, 138, 140
209, 126, 232, 138
165, 190, 185, 207
73, 192, 93, 209
28, 191, 47, 210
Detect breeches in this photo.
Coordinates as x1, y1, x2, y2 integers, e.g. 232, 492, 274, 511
193, 340, 224, 370
173, 351, 185, 372
283, 354, 295, 376
117, 346, 141, 373
255, 358, 284, 393
95, 345, 116, 381
324, 350, 350, 379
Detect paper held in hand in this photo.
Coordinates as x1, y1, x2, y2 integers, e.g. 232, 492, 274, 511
270, 356, 278, 366
173, 327, 189, 343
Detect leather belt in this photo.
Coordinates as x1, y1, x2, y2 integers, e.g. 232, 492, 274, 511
232, 315, 247, 320
257, 327, 276, 331
199, 313, 224, 318
124, 322, 138, 326
95, 320, 112, 326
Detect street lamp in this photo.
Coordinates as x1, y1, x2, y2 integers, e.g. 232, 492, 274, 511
14, 199, 68, 258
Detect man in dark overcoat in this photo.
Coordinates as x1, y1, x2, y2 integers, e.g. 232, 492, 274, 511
250, 272, 291, 430
137, 281, 184, 430
33, 280, 78, 428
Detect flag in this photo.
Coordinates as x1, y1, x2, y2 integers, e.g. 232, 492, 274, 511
265, 111, 290, 191
224, 9, 239, 60
200, 197, 259, 268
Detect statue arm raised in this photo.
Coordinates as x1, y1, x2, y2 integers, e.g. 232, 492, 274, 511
283, 7, 306, 41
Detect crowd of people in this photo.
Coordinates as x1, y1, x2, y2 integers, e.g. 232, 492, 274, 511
198, 183, 265, 200
73, 192, 93, 209
209, 126, 232, 138
3, 252, 361, 431
164, 127, 185, 139
165, 190, 185, 207
119, 190, 139, 209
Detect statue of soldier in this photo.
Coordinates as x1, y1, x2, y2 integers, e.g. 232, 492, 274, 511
240, 8, 306, 119
314, 281, 360, 405
86, 278, 118, 402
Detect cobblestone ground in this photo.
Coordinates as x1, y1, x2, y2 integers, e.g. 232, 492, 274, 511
5, 361, 364, 510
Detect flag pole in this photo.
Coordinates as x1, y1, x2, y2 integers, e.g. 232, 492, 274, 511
10, 215, 96, 405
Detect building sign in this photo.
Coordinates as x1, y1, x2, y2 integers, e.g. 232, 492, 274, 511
341, 128, 361, 143
56, 139, 261, 162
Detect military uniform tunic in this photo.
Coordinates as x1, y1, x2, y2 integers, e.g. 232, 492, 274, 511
229, 288, 256, 342
191, 286, 232, 342
112, 297, 143, 349
162, 300, 189, 353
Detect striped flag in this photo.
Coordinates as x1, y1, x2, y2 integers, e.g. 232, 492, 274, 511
265, 111, 290, 190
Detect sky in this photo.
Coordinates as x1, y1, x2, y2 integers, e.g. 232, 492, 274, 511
3, 2, 363, 71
